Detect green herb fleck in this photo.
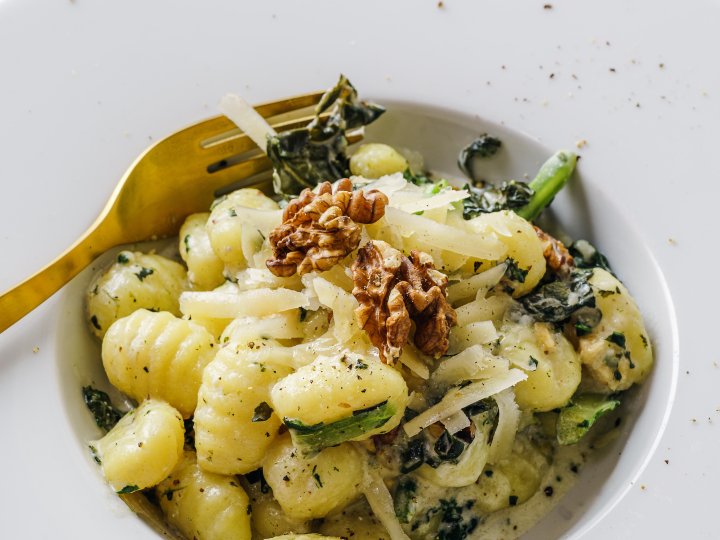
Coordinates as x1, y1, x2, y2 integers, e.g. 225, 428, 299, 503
135, 267, 154, 281
312, 465, 323, 488
299, 307, 308, 322
504, 258, 529, 283
117, 485, 140, 494
252, 402, 274, 422
606, 331, 626, 348
183, 234, 191, 253
508, 495, 519, 506
90, 315, 101, 331
116, 253, 129, 264
528, 356, 539, 369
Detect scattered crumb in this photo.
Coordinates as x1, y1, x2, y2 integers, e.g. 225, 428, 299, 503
640, 485, 646, 491
664, 459, 669, 464
543, 3, 553, 9
636, 102, 641, 108
501, 65, 507, 70
549, 73, 555, 79
609, 67, 617, 73
32, 346, 40, 354
691, 418, 697, 423
659, 63, 665, 69
575, 139, 588, 149
667, 237, 677, 245
437, 0, 444, 7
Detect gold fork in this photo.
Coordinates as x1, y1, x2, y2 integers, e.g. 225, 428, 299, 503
0, 90, 352, 334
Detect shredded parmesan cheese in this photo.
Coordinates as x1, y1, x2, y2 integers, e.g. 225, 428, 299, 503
179, 288, 308, 319
384, 207, 507, 260
441, 410, 471, 434
430, 345, 509, 388
487, 388, 521, 464
219, 93, 277, 150
403, 369, 527, 437
362, 467, 412, 540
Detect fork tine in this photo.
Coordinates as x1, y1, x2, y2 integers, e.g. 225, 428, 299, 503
197, 114, 321, 163
173, 91, 324, 144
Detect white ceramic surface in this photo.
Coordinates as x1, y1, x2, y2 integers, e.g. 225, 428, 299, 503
0, 0, 716, 538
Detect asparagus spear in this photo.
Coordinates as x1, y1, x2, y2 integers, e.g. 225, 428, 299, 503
516, 150, 577, 221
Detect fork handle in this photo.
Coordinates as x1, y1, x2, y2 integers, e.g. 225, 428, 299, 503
0, 221, 114, 334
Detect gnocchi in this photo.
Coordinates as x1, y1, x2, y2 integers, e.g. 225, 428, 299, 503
156, 451, 252, 540
92, 399, 184, 492
102, 309, 216, 418
86, 251, 187, 338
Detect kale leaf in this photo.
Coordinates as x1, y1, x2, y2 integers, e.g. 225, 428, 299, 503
569, 239, 613, 273
457, 134, 502, 180
82, 386, 122, 432
267, 75, 385, 197
462, 180, 534, 219
519, 269, 596, 323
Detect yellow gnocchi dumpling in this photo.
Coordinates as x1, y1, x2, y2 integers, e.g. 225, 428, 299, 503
86, 251, 187, 338
194, 339, 293, 475
245, 479, 312, 539
465, 211, 546, 297
179, 213, 225, 290
471, 433, 551, 513
319, 501, 391, 539
499, 321, 581, 411
207, 188, 279, 269
263, 435, 363, 520
102, 309, 216, 418
349, 143, 409, 179
92, 399, 184, 492
156, 451, 251, 540
578, 268, 653, 391
270, 354, 409, 450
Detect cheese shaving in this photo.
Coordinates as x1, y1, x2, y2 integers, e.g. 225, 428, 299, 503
403, 368, 527, 437
362, 467, 412, 540
487, 388, 521, 464
219, 93, 277, 150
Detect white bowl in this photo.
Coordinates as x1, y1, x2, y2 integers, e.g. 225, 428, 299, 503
56, 100, 678, 539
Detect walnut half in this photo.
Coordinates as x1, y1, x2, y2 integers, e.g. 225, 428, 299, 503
352, 240, 457, 363
266, 179, 388, 277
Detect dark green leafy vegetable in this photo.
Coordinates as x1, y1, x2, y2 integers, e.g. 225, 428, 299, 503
519, 269, 596, 323
434, 430, 467, 461
394, 477, 418, 524
82, 386, 123, 432
504, 258, 529, 284
284, 400, 395, 455
458, 134, 502, 180
403, 168, 434, 186
569, 239, 613, 273
556, 394, 620, 445
606, 331, 626, 349
462, 180, 534, 219
423, 498, 480, 540
116, 253, 129, 264
267, 75, 385, 197
400, 438, 426, 473
516, 150, 577, 221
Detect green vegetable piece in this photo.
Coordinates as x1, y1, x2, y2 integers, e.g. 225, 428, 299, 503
267, 74, 385, 197
462, 180, 534, 219
569, 239, 613, 273
457, 133, 502, 180
516, 150, 577, 221
284, 400, 395, 455
519, 268, 595, 323
82, 386, 122, 432
117, 485, 140, 494
394, 476, 417, 523
556, 394, 620, 445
